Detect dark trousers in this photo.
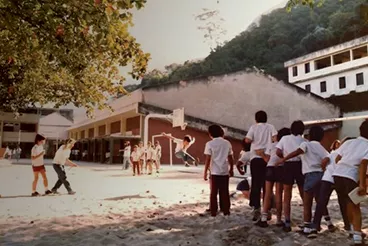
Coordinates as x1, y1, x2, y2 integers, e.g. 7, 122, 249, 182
133, 161, 140, 175
250, 158, 267, 209
52, 164, 72, 192
312, 180, 350, 230
210, 175, 230, 216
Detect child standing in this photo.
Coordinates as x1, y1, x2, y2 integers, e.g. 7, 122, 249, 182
256, 127, 290, 227
245, 110, 277, 221
204, 125, 234, 217
280, 125, 329, 235
138, 142, 145, 174
145, 142, 154, 175
333, 121, 368, 245
122, 141, 131, 170
155, 141, 162, 170
51, 138, 78, 195
130, 145, 141, 176
31, 134, 52, 196
308, 137, 354, 237
276, 120, 306, 232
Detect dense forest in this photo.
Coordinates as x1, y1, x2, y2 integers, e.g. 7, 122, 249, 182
127, 0, 368, 91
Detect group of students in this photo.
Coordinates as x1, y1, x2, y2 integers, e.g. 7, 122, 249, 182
203, 110, 368, 246
31, 134, 78, 197
122, 141, 162, 176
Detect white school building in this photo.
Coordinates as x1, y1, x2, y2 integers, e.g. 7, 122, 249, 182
284, 35, 368, 138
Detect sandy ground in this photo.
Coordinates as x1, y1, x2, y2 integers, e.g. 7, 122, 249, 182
0, 161, 367, 246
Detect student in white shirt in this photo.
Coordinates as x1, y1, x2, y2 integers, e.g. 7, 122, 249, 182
151, 144, 160, 174
256, 127, 290, 228
130, 145, 141, 176
51, 138, 78, 195
31, 134, 52, 196
333, 121, 368, 246
162, 133, 197, 167
280, 125, 329, 235
245, 110, 277, 221
204, 124, 234, 217
122, 141, 131, 170
155, 141, 162, 170
276, 120, 306, 232
309, 137, 354, 238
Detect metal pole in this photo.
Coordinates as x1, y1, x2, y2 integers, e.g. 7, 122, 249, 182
143, 114, 173, 148
169, 138, 173, 166
304, 114, 368, 125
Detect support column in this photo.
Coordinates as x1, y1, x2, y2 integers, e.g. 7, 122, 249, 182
350, 49, 353, 61
109, 138, 114, 164
106, 122, 111, 135
120, 116, 126, 134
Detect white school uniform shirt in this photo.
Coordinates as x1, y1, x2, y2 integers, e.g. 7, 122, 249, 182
333, 137, 368, 183
246, 123, 277, 160
156, 145, 162, 157
123, 146, 131, 158
131, 151, 140, 162
204, 137, 233, 176
276, 135, 306, 162
146, 146, 154, 160
322, 151, 339, 183
53, 145, 71, 166
299, 141, 329, 175
238, 151, 251, 165
31, 144, 44, 167
138, 147, 145, 160
266, 142, 282, 167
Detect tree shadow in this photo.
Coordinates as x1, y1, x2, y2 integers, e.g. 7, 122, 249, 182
0, 194, 68, 199
104, 194, 157, 201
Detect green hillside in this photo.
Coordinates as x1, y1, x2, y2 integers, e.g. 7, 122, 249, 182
131, 0, 368, 90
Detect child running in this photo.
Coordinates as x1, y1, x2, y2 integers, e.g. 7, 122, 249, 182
276, 120, 306, 232
204, 124, 234, 217
131, 145, 141, 176
51, 138, 78, 195
162, 133, 198, 167
245, 110, 277, 221
308, 137, 354, 238
279, 125, 329, 236
333, 121, 368, 245
122, 141, 131, 170
31, 134, 52, 196
256, 127, 290, 227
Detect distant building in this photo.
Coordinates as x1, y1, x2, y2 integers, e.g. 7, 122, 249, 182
284, 35, 368, 137
68, 69, 340, 164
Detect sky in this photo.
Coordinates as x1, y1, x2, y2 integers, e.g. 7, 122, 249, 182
124, 0, 287, 84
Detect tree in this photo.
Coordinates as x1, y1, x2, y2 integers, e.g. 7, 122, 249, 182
0, 0, 150, 116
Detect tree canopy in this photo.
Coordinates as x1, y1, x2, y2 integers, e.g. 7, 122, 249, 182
0, 0, 150, 115
138, 0, 367, 89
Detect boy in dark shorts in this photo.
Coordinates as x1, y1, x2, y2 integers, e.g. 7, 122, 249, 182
256, 127, 290, 227
276, 120, 306, 232
280, 125, 329, 236
333, 121, 368, 246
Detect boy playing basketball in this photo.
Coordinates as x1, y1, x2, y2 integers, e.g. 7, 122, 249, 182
162, 133, 198, 166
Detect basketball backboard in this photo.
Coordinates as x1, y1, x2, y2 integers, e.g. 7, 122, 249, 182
172, 108, 185, 128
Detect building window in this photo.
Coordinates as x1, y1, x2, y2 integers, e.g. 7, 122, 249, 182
315, 57, 331, 70
20, 123, 37, 132
292, 66, 298, 77
339, 77, 346, 89
305, 84, 311, 92
356, 73, 364, 86
352, 46, 368, 60
320, 81, 327, 93
305, 63, 310, 74
333, 51, 351, 65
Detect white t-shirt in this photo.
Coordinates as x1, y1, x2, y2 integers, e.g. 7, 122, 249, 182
146, 147, 154, 160
246, 123, 277, 160
276, 135, 306, 162
131, 151, 140, 162
333, 137, 368, 182
31, 145, 44, 167
322, 151, 339, 183
238, 151, 251, 165
173, 139, 183, 153
204, 137, 233, 175
266, 142, 282, 167
156, 145, 162, 157
138, 147, 145, 160
299, 141, 329, 175
123, 146, 131, 157
53, 145, 71, 165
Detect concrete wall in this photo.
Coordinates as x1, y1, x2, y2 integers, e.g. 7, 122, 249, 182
142, 70, 340, 131
341, 110, 368, 138
296, 66, 368, 98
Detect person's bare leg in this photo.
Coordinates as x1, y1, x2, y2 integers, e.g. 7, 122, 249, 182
40, 170, 49, 192
297, 185, 304, 201
275, 182, 283, 224
347, 201, 363, 244
257, 181, 274, 227
283, 184, 293, 231
303, 191, 314, 233
32, 172, 39, 193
